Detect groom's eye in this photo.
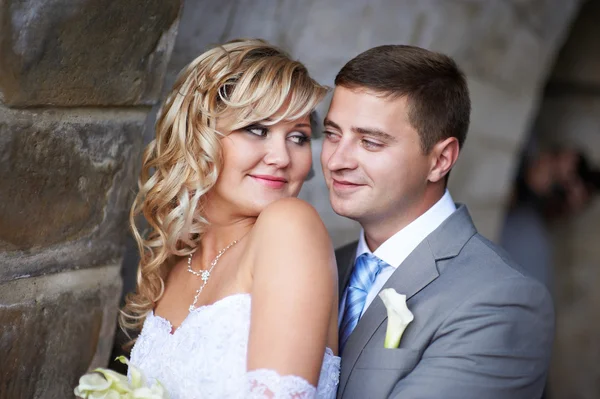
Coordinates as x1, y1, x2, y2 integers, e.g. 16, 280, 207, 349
324, 131, 339, 141
362, 139, 383, 149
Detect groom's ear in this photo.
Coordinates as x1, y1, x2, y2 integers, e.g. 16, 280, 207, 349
427, 137, 460, 183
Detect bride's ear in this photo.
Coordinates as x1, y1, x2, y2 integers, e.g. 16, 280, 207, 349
427, 137, 460, 183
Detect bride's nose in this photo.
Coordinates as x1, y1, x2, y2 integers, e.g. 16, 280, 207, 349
263, 138, 291, 168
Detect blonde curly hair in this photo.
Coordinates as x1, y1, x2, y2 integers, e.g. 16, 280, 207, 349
120, 38, 327, 333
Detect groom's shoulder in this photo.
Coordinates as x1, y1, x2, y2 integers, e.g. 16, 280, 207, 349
431, 231, 554, 330
449, 230, 549, 295
464, 232, 527, 274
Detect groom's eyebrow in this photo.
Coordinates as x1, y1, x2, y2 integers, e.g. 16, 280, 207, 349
323, 118, 341, 130
324, 118, 397, 142
352, 127, 397, 142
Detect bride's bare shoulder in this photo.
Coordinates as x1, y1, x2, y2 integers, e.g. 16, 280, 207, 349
255, 198, 327, 234
252, 198, 333, 262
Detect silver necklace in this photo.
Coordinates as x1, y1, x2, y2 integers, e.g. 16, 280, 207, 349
187, 239, 239, 311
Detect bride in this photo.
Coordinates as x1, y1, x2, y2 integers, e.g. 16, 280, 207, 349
120, 38, 340, 398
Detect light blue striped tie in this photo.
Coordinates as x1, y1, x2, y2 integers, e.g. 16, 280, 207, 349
339, 253, 388, 354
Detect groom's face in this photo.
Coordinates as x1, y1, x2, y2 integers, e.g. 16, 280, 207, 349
321, 86, 432, 226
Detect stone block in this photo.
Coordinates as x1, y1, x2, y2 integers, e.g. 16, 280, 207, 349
424, 1, 581, 95
0, 106, 146, 282
0, 0, 181, 106
552, 0, 600, 86
467, 78, 537, 148
0, 265, 122, 399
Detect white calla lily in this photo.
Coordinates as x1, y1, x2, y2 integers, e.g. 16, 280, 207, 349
93, 367, 131, 394
74, 356, 169, 399
115, 355, 146, 389
148, 381, 169, 398
74, 373, 111, 395
89, 390, 120, 399
378, 288, 414, 348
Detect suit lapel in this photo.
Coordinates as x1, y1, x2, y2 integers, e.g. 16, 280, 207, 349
338, 242, 439, 396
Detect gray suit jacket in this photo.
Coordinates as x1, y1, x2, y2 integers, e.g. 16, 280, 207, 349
336, 205, 554, 399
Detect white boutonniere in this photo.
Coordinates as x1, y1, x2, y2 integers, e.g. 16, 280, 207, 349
379, 288, 414, 348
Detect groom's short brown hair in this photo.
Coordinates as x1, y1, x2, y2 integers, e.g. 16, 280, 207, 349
335, 45, 471, 154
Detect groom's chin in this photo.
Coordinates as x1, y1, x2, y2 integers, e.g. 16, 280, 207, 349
328, 194, 361, 220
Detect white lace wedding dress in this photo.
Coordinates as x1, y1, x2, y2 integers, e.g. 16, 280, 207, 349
129, 293, 341, 399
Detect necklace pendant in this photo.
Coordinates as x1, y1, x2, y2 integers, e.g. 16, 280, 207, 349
201, 270, 210, 283
186, 236, 243, 313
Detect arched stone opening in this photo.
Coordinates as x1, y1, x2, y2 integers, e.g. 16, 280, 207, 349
142, 0, 586, 248
517, 0, 600, 396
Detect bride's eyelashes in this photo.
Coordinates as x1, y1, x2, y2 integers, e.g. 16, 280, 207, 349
244, 124, 268, 138
289, 133, 311, 145
242, 124, 311, 146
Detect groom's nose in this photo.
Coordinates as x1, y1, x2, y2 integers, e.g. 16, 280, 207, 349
326, 139, 358, 172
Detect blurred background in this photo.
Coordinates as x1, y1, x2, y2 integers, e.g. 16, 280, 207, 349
1, 0, 599, 398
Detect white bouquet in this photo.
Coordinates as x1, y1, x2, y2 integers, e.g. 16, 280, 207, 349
74, 356, 169, 399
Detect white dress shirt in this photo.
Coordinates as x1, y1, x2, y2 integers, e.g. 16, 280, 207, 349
339, 190, 457, 325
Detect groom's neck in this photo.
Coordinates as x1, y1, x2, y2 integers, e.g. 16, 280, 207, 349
362, 185, 445, 251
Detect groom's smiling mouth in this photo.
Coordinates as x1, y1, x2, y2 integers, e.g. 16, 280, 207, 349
332, 178, 365, 192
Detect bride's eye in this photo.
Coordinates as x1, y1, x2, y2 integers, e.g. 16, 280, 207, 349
244, 125, 268, 137
288, 133, 311, 146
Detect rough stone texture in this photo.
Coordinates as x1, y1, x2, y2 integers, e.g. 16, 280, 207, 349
0, 265, 121, 399
525, 1, 600, 396
0, 1, 181, 397
537, 97, 600, 399
0, 0, 181, 106
0, 106, 146, 282
151, 0, 583, 246
552, 0, 600, 87
548, 204, 600, 399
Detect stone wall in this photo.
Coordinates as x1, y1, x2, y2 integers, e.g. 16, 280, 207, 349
0, 1, 181, 397
533, 1, 600, 396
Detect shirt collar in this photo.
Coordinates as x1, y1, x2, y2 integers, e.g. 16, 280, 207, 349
355, 190, 457, 268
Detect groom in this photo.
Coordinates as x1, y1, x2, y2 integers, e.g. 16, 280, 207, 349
322, 45, 554, 399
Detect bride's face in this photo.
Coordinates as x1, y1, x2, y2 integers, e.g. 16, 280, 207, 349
207, 113, 313, 218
